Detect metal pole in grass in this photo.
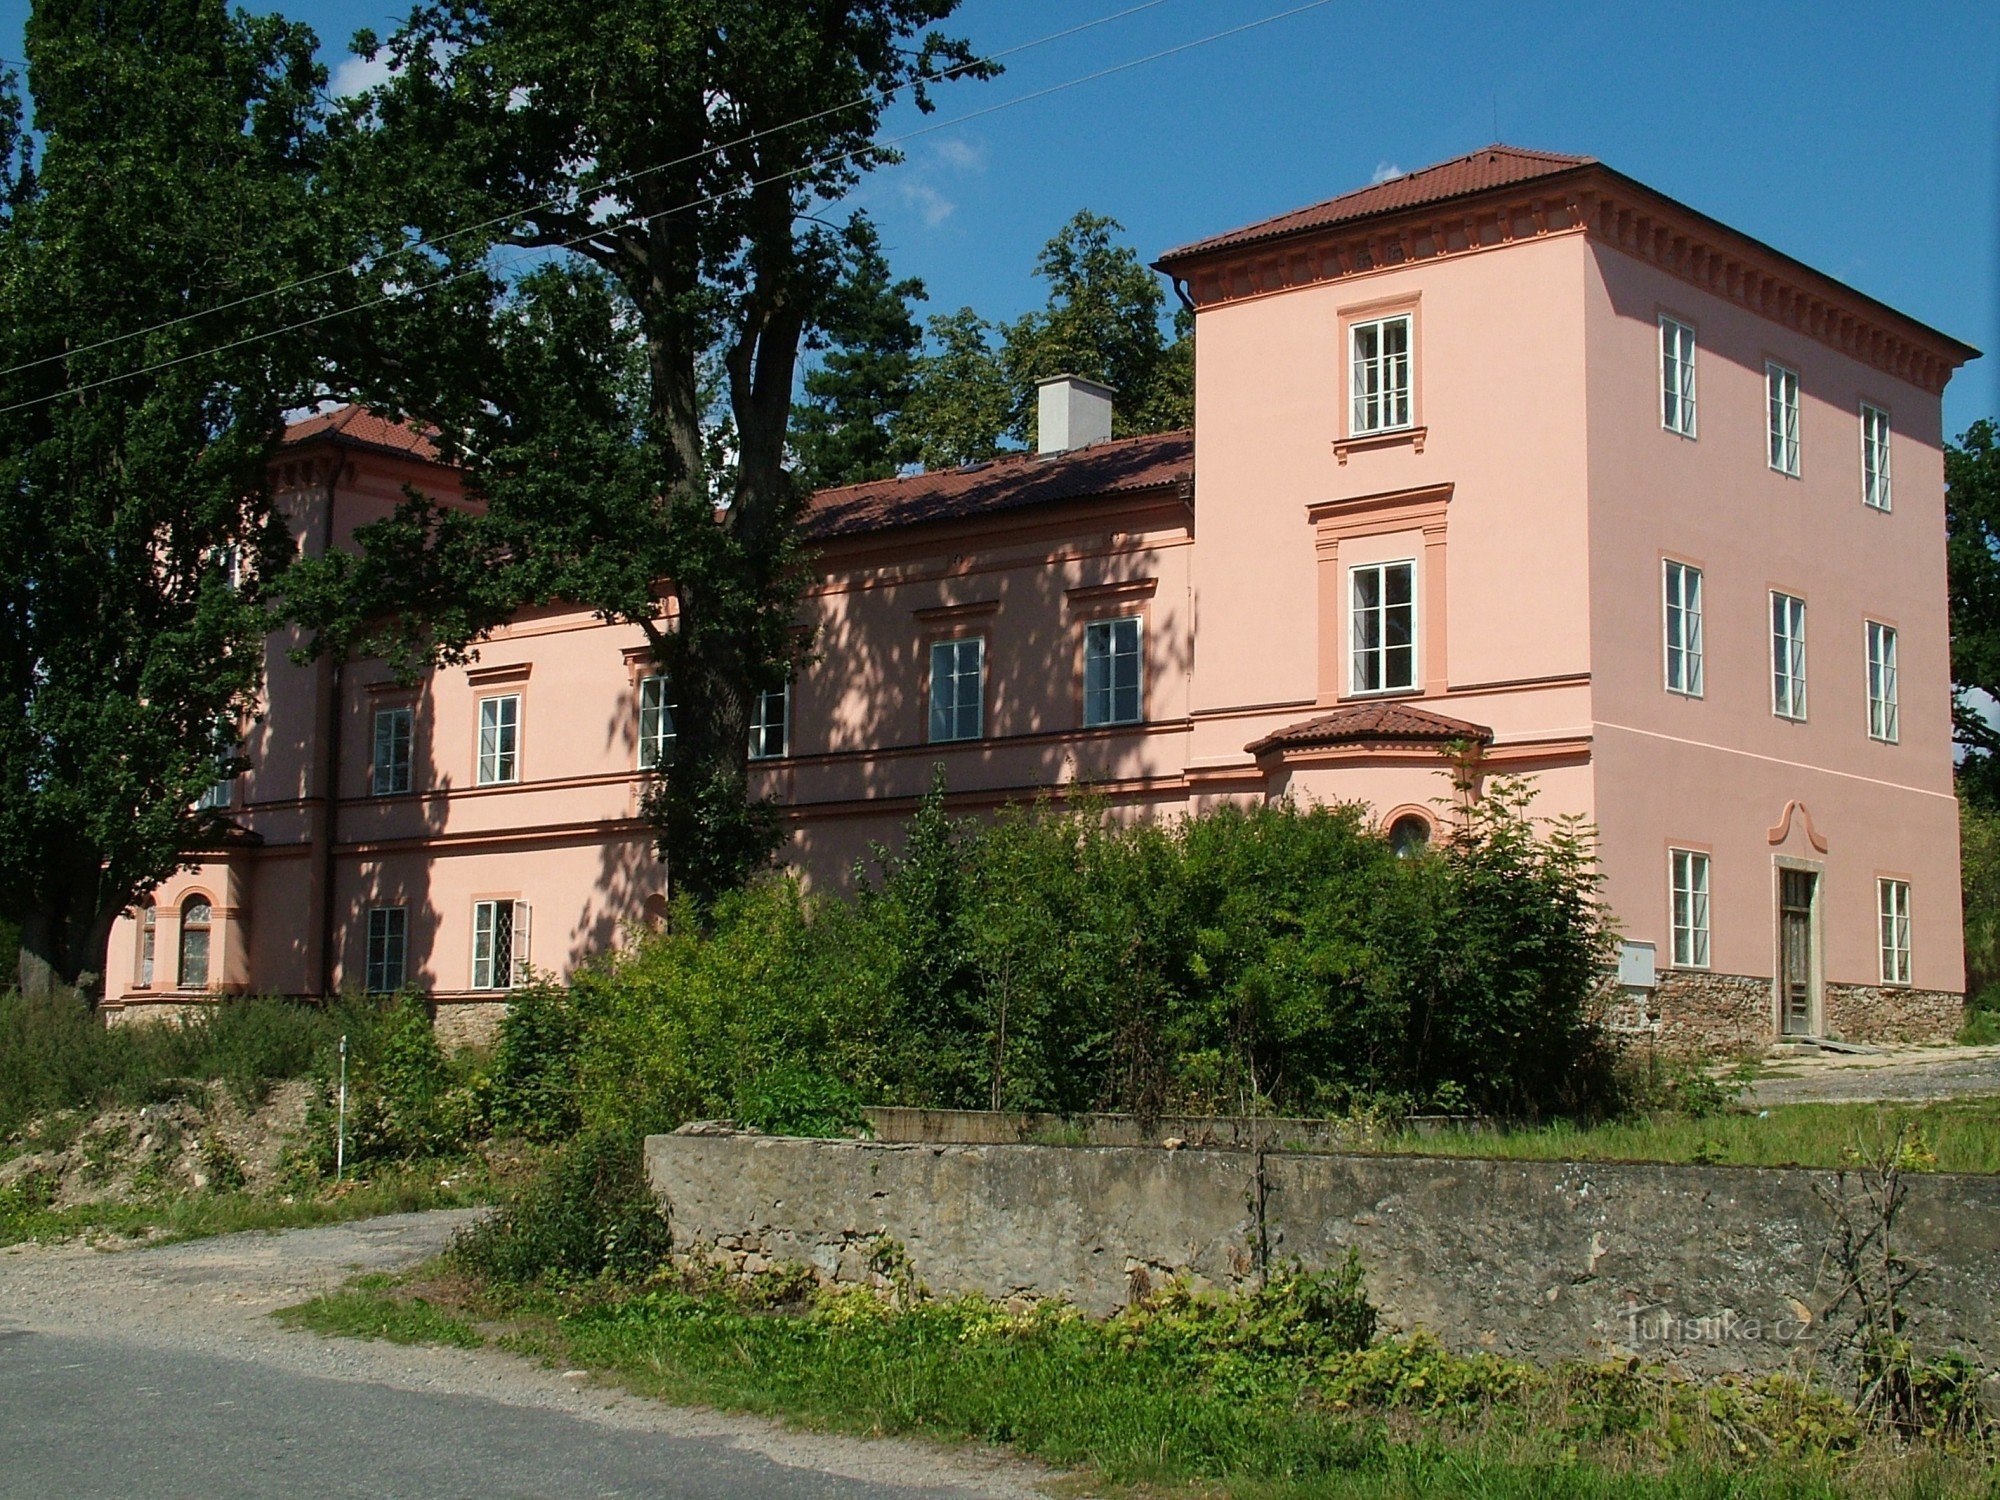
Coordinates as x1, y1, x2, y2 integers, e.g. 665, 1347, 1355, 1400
335, 1034, 348, 1182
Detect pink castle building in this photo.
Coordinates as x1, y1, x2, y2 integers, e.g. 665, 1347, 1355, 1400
105, 147, 1980, 1051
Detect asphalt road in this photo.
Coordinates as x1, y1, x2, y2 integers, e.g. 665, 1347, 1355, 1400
0, 1212, 1048, 1500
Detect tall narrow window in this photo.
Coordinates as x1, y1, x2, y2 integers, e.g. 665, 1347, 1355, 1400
1767, 362, 1800, 476
1861, 403, 1892, 511
1663, 560, 1704, 696
471, 899, 530, 990
365, 906, 408, 994
1350, 560, 1416, 694
1878, 879, 1911, 985
195, 719, 236, 810
1669, 850, 1710, 969
637, 674, 676, 770
748, 682, 790, 761
1083, 616, 1144, 727
178, 898, 212, 990
1659, 316, 1697, 436
1866, 620, 1899, 743
372, 706, 413, 795
195, 778, 232, 812
1349, 313, 1413, 435
476, 694, 520, 785
136, 903, 156, 988
1771, 592, 1807, 720
929, 637, 985, 743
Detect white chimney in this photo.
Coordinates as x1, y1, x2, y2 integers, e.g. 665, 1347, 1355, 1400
1036, 374, 1114, 455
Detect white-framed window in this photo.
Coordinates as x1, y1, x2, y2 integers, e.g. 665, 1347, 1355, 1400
1663, 560, 1704, 697
136, 903, 156, 988
1861, 403, 1892, 511
1866, 620, 1899, 743
372, 706, 413, 795
1669, 849, 1710, 969
178, 897, 213, 990
1767, 362, 1800, 476
471, 899, 530, 991
1878, 879, 1911, 985
1771, 592, 1807, 721
476, 694, 520, 785
365, 906, 407, 994
1349, 313, 1413, 436
1659, 316, 1697, 437
637, 674, 676, 770
929, 637, 985, 743
195, 777, 232, 812
749, 682, 790, 761
1083, 616, 1144, 728
1349, 560, 1417, 695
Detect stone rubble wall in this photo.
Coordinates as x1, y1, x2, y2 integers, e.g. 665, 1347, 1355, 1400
647, 1131, 2000, 1384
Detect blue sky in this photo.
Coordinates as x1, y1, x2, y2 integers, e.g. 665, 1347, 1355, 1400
3, 0, 1995, 435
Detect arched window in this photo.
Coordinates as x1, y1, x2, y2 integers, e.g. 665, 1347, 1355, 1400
136, 904, 157, 987
641, 893, 670, 931
178, 898, 213, 990
1388, 813, 1432, 858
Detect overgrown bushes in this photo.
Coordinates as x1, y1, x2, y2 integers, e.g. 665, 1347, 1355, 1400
535, 778, 1616, 1140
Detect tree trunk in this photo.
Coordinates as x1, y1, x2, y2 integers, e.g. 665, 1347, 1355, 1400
13, 898, 112, 1006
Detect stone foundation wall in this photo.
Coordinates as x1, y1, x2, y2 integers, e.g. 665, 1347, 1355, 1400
101, 997, 221, 1028
1824, 985, 1963, 1046
647, 1130, 2000, 1385
1627, 970, 1774, 1055
431, 999, 508, 1050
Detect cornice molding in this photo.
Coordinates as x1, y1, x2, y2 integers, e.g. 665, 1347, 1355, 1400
1175, 166, 1972, 396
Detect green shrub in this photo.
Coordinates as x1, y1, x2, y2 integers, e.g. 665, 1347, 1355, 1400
452, 1125, 670, 1286
734, 1059, 864, 1137
490, 982, 582, 1141
292, 995, 488, 1177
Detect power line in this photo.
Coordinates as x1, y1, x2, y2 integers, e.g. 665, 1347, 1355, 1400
0, 0, 1337, 418
0, 0, 1177, 384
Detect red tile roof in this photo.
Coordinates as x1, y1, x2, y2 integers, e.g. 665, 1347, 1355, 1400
1246, 702, 1493, 756
282, 404, 441, 462
803, 429, 1193, 540
1157, 145, 1594, 265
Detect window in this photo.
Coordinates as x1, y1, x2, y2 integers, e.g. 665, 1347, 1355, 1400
195, 719, 236, 810
372, 707, 413, 795
1083, 617, 1144, 727
1663, 560, 1704, 697
1659, 316, 1697, 436
1878, 879, 1911, 985
476, 694, 520, 785
748, 682, 790, 760
1767, 362, 1800, 476
1349, 560, 1416, 694
1866, 621, 1899, 743
1861, 403, 1892, 511
1349, 313, 1413, 436
195, 778, 232, 812
1669, 850, 1710, 969
365, 907, 407, 994
929, 637, 985, 743
637, 675, 676, 770
1388, 814, 1431, 858
136, 904, 156, 988
471, 899, 530, 990
178, 898, 212, 990
1771, 592, 1807, 720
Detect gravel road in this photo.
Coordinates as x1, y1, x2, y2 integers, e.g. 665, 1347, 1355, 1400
0, 1210, 1056, 1499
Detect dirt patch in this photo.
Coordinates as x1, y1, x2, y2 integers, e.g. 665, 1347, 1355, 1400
0, 1079, 312, 1207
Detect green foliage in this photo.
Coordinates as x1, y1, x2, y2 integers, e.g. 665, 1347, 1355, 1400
0, 2, 345, 993
898, 211, 1194, 466
490, 982, 582, 1142
1947, 420, 2000, 803
294, 996, 489, 1175
452, 1125, 671, 1287
528, 779, 1614, 1136
276, 1289, 484, 1349
0, 991, 336, 1140
1959, 793, 2000, 1003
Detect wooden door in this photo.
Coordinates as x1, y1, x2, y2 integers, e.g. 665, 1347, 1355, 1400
1779, 870, 1817, 1036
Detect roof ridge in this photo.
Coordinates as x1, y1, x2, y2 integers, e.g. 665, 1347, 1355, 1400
805, 426, 1193, 504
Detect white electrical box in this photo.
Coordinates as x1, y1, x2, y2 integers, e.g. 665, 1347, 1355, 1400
1617, 940, 1657, 990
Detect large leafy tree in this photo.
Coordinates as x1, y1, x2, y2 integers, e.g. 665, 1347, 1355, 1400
297, 1, 991, 905
0, 0, 338, 998
1948, 418, 2000, 805
899, 209, 1192, 464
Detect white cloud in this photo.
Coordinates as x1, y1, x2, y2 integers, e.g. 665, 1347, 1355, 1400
899, 180, 956, 228
331, 51, 394, 97
931, 137, 987, 174
1370, 160, 1406, 185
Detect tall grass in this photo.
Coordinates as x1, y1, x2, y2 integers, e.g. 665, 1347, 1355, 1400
0, 990, 348, 1140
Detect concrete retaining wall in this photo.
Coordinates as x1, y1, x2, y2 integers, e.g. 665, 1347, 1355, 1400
646, 1132, 2000, 1382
